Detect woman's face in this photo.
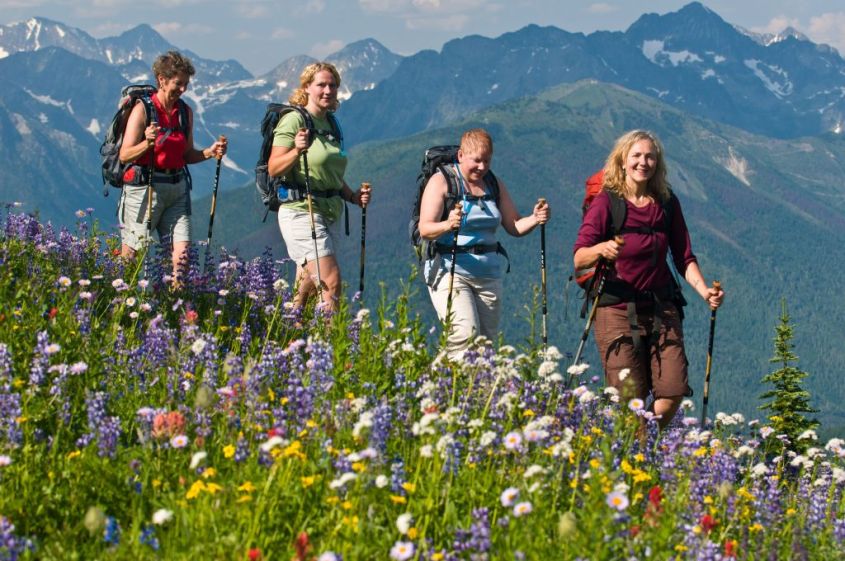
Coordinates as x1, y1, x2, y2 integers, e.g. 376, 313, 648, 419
624, 138, 657, 188
306, 70, 338, 111
459, 148, 492, 183
158, 72, 190, 103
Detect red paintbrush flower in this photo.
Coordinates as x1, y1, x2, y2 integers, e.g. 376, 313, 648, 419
293, 532, 311, 561
247, 547, 262, 561
700, 514, 718, 533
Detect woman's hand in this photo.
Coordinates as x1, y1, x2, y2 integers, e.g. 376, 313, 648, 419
356, 183, 371, 207
446, 204, 463, 230
207, 136, 228, 159
293, 128, 310, 154
705, 283, 725, 310
533, 199, 550, 224
144, 123, 160, 147
599, 238, 623, 262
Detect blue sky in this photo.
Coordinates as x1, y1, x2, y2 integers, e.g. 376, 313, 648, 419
3, 0, 845, 75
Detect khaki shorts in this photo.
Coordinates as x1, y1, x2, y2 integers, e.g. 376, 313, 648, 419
119, 177, 191, 250
277, 205, 341, 266
594, 303, 689, 399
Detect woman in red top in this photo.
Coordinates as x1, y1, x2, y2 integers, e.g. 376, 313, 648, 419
573, 130, 724, 428
118, 50, 227, 282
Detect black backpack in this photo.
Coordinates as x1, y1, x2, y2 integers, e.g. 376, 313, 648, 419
254, 103, 342, 221
408, 145, 501, 263
99, 84, 188, 195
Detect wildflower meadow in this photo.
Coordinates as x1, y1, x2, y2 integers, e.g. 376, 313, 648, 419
0, 208, 843, 560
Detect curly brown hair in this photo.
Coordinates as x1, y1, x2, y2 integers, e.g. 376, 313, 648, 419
288, 62, 342, 111
602, 130, 671, 203
152, 51, 196, 80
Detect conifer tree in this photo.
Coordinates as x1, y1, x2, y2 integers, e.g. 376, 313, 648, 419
758, 300, 818, 453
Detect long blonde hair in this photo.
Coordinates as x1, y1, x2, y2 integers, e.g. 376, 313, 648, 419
288, 62, 341, 111
602, 130, 671, 202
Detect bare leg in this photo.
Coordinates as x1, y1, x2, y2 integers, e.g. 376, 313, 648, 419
652, 396, 683, 430
172, 240, 190, 288
298, 255, 342, 313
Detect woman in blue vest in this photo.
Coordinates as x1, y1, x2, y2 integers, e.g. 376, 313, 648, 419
418, 128, 550, 358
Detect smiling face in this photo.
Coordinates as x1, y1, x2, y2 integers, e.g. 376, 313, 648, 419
305, 69, 339, 113
157, 72, 190, 105
624, 138, 657, 191
458, 148, 492, 184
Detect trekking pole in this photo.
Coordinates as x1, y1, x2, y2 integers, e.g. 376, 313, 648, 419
144, 113, 158, 281
568, 236, 625, 386
700, 280, 722, 426
537, 197, 548, 351
445, 202, 463, 318
300, 149, 324, 306
203, 134, 226, 273
358, 182, 370, 295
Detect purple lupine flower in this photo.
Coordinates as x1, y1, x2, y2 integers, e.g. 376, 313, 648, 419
0, 392, 22, 447
28, 331, 52, 387
103, 516, 121, 545
0, 515, 35, 559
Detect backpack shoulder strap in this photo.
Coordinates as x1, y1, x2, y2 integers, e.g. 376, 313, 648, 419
439, 164, 461, 213
176, 98, 190, 133
326, 112, 344, 148
606, 190, 627, 237
484, 171, 500, 203
662, 189, 676, 233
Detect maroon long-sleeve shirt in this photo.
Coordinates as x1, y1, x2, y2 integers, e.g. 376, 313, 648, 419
573, 190, 697, 293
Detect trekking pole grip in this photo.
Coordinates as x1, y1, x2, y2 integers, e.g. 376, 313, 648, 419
215, 135, 226, 160
711, 280, 721, 310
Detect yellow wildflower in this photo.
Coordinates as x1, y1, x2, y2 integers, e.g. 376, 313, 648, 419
408, 528, 419, 540
432, 554, 444, 561
390, 495, 407, 504
186, 480, 206, 500
523, 409, 535, 417
202, 467, 217, 479
749, 523, 764, 533
351, 462, 366, 473
326, 496, 339, 505
306, 420, 318, 428
620, 459, 633, 474
693, 447, 707, 457
589, 458, 601, 470
301, 476, 317, 488
223, 445, 236, 459
237, 495, 252, 503
152, 479, 161, 489
402, 482, 416, 494
281, 397, 289, 405
205, 482, 223, 494
341, 501, 353, 510
66, 450, 81, 460
703, 496, 713, 505
238, 481, 256, 493
634, 453, 645, 463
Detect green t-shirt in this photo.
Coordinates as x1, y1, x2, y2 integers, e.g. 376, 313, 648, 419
272, 110, 347, 222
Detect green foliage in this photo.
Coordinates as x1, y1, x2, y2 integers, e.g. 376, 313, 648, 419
1, 210, 845, 560
758, 300, 820, 453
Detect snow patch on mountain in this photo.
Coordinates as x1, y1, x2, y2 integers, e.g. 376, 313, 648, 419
718, 147, 751, 186
744, 59, 793, 97
642, 40, 702, 67
12, 114, 31, 135
87, 119, 101, 137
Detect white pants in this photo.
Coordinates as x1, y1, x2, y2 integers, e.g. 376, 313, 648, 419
428, 270, 502, 358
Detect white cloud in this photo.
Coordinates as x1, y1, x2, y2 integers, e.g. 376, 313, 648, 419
271, 27, 295, 40
808, 12, 845, 54
303, 0, 326, 13
359, 0, 409, 12
751, 15, 800, 35
309, 39, 345, 59
587, 3, 615, 14
236, 4, 269, 18
153, 22, 214, 36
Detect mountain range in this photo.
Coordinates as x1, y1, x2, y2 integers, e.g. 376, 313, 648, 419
2, 4, 845, 429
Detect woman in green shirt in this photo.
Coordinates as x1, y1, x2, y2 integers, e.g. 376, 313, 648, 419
267, 62, 371, 312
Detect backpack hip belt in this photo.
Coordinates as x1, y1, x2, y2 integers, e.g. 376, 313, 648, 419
277, 183, 342, 203
434, 241, 511, 273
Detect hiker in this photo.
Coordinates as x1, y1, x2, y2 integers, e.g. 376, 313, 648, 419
418, 128, 550, 358
118, 50, 227, 281
267, 62, 370, 313
573, 130, 724, 428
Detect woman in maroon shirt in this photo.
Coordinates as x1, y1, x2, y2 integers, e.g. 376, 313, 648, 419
573, 130, 724, 428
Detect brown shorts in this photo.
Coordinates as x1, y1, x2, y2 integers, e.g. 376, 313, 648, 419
593, 303, 689, 399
